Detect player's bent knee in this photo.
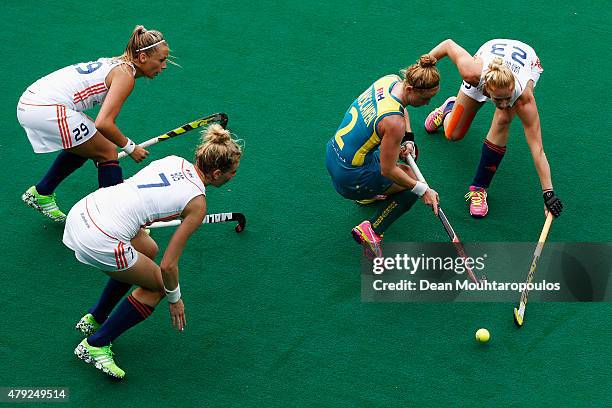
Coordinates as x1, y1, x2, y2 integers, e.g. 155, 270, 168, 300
147, 242, 159, 260
398, 163, 410, 173
444, 104, 475, 141
494, 116, 513, 129
132, 287, 164, 306
93, 147, 119, 163
397, 163, 416, 179
445, 128, 467, 141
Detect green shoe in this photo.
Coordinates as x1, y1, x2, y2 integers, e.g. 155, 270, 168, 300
74, 339, 125, 379
21, 186, 66, 222
75, 313, 101, 337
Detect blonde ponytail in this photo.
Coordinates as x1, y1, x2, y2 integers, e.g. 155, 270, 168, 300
483, 57, 514, 92
119, 25, 167, 62
195, 124, 243, 174
400, 54, 440, 89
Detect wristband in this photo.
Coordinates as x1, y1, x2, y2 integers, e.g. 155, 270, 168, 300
411, 181, 428, 197
122, 138, 136, 155
164, 283, 181, 303
402, 131, 415, 143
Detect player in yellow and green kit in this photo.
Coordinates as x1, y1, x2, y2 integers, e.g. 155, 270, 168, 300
326, 55, 441, 258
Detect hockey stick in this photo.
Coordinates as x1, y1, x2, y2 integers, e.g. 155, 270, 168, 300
513, 212, 554, 327
119, 112, 228, 159
147, 212, 246, 233
406, 155, 484, 284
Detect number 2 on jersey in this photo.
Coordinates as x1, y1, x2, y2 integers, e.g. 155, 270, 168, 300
334, 106, 358, 149
137, 173, 171, 189
490, 43, 527, 67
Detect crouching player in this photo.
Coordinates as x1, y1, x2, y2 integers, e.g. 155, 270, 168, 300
326, 56, 440, 258
423, 39, 562, 219
63, 124, 242, 379
18, 25, 170, 222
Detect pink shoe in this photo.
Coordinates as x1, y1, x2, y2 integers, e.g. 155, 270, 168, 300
465, 186, 488, 218
424, 96, 456, 133
351, 220, 383, 259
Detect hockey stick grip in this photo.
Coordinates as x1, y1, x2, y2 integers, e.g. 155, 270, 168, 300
538, 212, 554, 243
118, 137, 159, 159
406, 156, 426, 183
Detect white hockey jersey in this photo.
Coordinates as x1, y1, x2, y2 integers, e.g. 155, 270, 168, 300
468, 39, 543, 106
21, 58, 135, 111
86, 156, 206, 241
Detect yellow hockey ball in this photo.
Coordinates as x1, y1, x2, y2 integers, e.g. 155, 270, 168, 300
475, 328, 490, 343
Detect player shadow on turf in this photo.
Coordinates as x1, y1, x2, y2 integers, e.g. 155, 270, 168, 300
545, 244, 611, 302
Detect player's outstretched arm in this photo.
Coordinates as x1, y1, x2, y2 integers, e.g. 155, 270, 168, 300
428, 39, 481, 85
160, 196, 207, 331
516, 88, 563, 217
516, 88, 549, 188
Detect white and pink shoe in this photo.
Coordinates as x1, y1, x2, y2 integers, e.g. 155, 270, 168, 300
424, 96, 456, 133
465, 186, 488, 218
351, 220, 383, 259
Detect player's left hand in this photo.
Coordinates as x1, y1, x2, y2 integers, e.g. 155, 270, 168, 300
421, 188, 439, 216
169, 298, 186, 332
130, 145, 149, 163
543, 190, 562, 217
400, 141, 418, 163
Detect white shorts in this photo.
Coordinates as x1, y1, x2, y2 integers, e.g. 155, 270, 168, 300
63, 197, 138, 272
17, 98, 97, 153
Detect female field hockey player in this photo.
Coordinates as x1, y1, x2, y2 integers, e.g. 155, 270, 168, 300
423, 39, 563, 219
64, 124, 242, 379
326, 55, 441, 258
18, 25, 170, 222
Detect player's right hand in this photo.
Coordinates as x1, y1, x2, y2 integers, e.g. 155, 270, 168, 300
169, 298, 186, 332
399, 141, 419, 163
421, 188, 439, 216
130, 145, 149, 163
543, 190, 562, 217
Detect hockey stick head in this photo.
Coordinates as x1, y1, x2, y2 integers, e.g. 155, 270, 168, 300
234, 212, 246, 232
190, 112, 228, 131
218, 112, 229, 129
513, 307, 524, 327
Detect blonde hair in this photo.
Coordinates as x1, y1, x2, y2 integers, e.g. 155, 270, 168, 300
195, 124, 243, 175
483, 57, 515, 92
400, 54, 440, 90
119, 25, 167, 62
